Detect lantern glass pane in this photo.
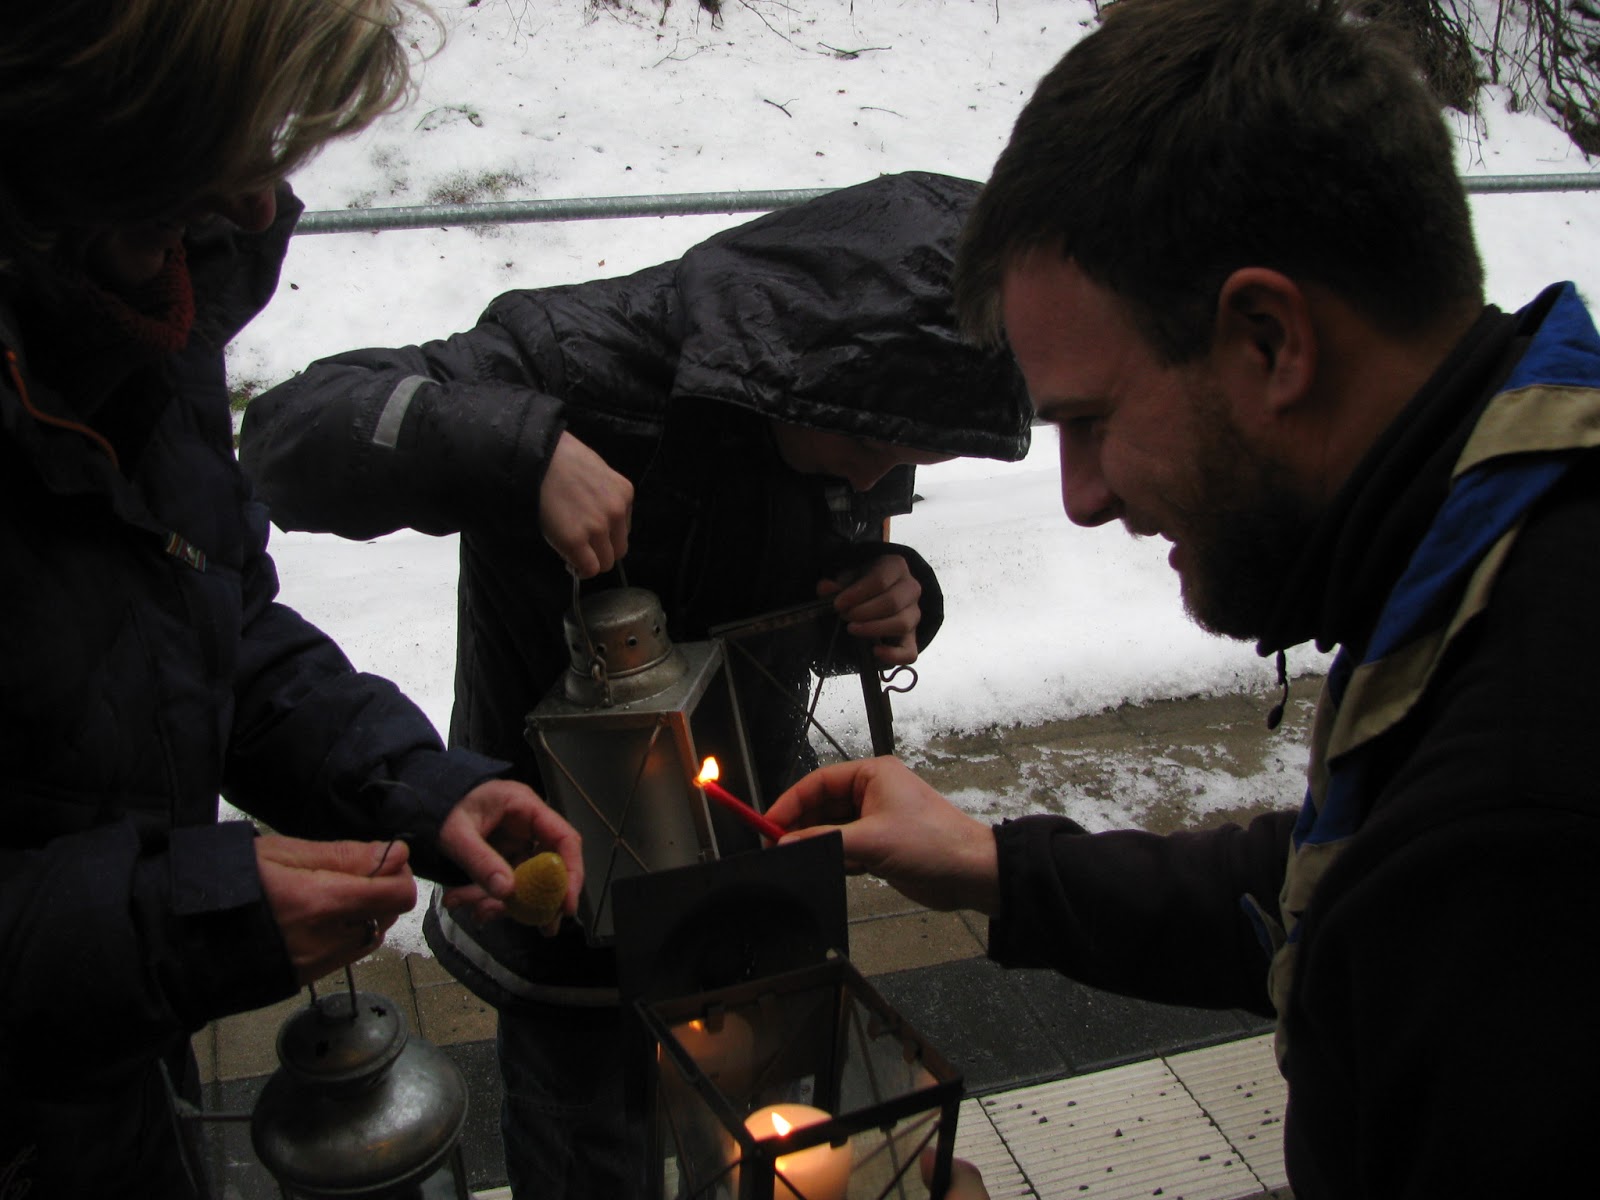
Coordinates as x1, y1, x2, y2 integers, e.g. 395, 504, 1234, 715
536, 718, 699, 941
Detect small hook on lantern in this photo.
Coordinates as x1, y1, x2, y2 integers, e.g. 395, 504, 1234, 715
880, 665, 918, 695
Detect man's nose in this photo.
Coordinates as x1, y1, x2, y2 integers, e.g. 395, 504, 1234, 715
1059, 437, 1118, 527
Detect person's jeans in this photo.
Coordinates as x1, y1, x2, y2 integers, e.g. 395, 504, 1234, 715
496, 1001, 646, 1199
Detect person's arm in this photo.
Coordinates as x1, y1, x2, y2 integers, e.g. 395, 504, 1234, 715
238, 318, 571, 542
988, 810, 1293, 1012
238, 266, 677, 563
221, 496, 583, 908
768, 756, 1292, 1013
0, 818, 298, 1088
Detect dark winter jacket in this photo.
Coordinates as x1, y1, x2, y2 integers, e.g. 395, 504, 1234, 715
986, 283, 1600, 1198
0, 187, 505, 1194
240, 172, 1031, 1000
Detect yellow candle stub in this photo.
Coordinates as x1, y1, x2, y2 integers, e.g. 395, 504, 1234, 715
505, 851, 568, 926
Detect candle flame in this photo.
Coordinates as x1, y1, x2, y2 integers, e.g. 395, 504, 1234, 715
771, 1112, 792, 1137
696, 756, 720, 786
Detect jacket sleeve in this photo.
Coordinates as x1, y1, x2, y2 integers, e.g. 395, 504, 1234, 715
238, 316, 567, 541
222, 497, 506, 885
0, 816, 299, 1090
238, 263, 681, 541
988, 809, 1296, 1014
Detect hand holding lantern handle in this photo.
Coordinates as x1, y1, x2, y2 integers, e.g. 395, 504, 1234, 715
539, 430, 633, 578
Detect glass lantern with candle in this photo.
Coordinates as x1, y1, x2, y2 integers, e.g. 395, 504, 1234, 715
638, 955, 963, 1200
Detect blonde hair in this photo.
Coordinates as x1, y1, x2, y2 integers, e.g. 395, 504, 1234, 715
1, 0, 433, 258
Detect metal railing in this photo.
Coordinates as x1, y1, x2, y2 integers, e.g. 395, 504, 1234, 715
296, 187, 832, 235
294, 172, 1600, 236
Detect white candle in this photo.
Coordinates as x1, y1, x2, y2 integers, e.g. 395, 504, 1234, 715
672, 1013, 756, 1096
742, 1103, 852, 1200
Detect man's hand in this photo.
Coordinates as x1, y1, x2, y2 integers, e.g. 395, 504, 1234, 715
256, 835, 418, 985
436, 779, 584, 928
766, 757, 1000, 915
818, 554, 921, 666
539, 430, 632, 577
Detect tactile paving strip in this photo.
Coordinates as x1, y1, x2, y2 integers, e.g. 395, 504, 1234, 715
975, 1036, 1286, 1199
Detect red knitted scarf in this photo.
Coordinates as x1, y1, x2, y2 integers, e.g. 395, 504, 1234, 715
75, 242, 197, 359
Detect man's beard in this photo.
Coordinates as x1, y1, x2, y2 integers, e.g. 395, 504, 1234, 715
1171, 395, 1320, 641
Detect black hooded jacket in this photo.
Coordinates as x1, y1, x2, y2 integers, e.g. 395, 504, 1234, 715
241, 171, 1030, 790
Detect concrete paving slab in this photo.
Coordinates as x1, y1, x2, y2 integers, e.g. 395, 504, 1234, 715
873, 958, 1073, 1095
415, 977, 500, 1046
406, 948, 457, 987
849, 909, 987, 976
981, 1036, 1290, 1200
210, 989, 304, 1083
1167, 1036, 1289, 1191
1010, 969, 1267, 1076
847, 873, 928, 920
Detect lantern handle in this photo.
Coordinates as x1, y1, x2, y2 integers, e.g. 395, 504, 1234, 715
569, 570, 616, 706
303, 965, 362, 1022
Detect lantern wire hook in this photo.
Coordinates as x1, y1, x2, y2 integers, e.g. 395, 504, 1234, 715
569, 566, 630, 707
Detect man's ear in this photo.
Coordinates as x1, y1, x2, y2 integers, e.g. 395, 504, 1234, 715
1211, 267, 1316, 417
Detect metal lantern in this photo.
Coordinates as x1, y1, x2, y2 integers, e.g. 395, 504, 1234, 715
526, 585, 765, 944
612, 837, 963, 1200
249, 977, 470, 1199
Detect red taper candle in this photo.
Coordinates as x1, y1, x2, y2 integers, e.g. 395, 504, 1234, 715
695, 756, 786, 842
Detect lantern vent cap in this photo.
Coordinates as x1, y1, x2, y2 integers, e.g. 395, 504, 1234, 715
563, 586, 689, 706
274, 989, 406, 1090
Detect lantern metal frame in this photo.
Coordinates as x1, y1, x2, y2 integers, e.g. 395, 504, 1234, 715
611, 836, 962, 1200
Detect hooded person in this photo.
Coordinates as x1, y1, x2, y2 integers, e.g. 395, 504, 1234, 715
238, 169, 1030, 1198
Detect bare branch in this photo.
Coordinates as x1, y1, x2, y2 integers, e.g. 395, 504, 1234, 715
818, 42, 892, 58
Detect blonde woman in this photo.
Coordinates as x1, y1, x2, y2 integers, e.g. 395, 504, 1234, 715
0, 5, 581, 1196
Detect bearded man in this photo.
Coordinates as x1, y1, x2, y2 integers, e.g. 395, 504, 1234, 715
766, 0, 1600, 1195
